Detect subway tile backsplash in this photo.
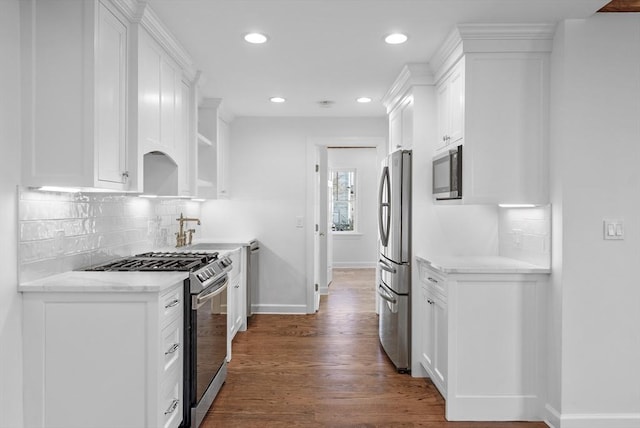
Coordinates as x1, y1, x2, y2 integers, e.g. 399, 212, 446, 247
18, 188, 201, 283
498, 205, 551, 268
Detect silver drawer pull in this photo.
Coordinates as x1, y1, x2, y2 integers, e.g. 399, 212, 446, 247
164, 343, 179, 355
164, 299, 180, 309
164, 399, 179, 415
427, 277, 439, 283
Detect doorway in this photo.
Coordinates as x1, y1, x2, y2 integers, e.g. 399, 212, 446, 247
305, 138, 385, 314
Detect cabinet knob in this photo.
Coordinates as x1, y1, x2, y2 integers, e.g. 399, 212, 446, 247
121, 171, 129, 183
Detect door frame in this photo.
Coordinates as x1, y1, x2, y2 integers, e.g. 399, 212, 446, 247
305, 137, 386, 314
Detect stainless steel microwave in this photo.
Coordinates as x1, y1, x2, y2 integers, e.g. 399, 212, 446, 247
433, 145, 462, 200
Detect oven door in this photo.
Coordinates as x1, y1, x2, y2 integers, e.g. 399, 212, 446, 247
190, 276, 228, 428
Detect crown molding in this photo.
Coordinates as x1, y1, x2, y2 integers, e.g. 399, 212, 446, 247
381, 63, 434, 113
429, 23, 556, 83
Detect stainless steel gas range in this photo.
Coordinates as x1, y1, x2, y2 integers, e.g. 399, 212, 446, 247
85, 251, 232, 428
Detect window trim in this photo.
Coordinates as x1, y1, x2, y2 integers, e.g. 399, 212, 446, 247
330, 168, 358, 234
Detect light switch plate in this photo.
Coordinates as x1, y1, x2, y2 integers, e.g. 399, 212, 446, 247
603, 219, 624, 240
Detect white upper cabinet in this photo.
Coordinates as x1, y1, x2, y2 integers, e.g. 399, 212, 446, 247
382, 64, 434, 154
430, 24, 554, 205
21, 0, 135, 191
133, 3, 197, 197
197, 98, 233, 199
436, 60, 464, 151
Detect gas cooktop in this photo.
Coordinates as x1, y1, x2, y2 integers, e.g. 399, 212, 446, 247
84, 251, 220, 272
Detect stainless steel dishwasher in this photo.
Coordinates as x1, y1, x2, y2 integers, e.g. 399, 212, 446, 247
247, 240, 259, 319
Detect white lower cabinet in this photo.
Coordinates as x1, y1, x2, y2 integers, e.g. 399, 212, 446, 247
22, 282, 184, 428
224, 247, 246, 361
419, 282, 447, 397
416, 257, 548, 421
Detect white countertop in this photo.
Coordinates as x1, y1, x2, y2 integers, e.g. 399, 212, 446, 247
416, 255, 550, 274
194, 237, 257, 246
19, 271, 188, 293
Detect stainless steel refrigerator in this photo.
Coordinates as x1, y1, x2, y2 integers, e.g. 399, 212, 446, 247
377, 149, 411, 373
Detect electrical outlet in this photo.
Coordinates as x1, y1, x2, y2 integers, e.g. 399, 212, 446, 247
512, 229, 523, 248
603, 219, 624, 240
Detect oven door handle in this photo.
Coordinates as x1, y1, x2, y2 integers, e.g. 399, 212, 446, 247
192, 276, 229, 309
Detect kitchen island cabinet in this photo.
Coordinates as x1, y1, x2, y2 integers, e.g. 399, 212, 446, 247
430, 24, 554, 205
21, 0, 135, 191
416, 255, 549, 421
21, 272, 186, 428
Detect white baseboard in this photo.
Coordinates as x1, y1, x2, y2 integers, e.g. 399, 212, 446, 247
545, 404, 640, 428
545, 404, 561, 428
332, 262, 376, 269
251, 304, 308, 314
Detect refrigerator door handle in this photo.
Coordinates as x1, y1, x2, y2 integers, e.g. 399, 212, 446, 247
378, 166, 390, 247
377, 285, 397, 305
378, 259, 396, 274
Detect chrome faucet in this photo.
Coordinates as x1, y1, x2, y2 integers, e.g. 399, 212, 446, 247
176, 213, 201, 247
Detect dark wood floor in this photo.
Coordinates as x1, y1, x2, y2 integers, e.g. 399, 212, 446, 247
202, 268, 548, 428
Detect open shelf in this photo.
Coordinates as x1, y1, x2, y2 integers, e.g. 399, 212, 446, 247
197, 132, 213, 147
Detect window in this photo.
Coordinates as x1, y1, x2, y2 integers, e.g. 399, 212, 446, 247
330, 169, 357, 232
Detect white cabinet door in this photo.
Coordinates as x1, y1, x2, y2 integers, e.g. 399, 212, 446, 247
96, 1, 128, 185
160, 58, 177, 150
420, 286, 435, 372
177, 79, 192, 196
389, 107, 402, 153
138, 34, 162, 149
400, 96, 414, 149
21, 0, 134, 190
432, 294, 447, 391
436, 60, 464, 152
217, 117, 230, 198
447, 64, 464, 145
388, 95, 414, 153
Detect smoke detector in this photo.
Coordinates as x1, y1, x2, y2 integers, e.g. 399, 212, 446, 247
317, 100, 335, 108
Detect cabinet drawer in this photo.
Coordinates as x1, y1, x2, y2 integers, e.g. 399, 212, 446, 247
160, 286, 183, 327
161, 319, 181, 373
419, 263, 447, 299
160, 364, 182, 428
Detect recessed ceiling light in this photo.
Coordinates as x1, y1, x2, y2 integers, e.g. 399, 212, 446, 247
244, 33, 269, 44
356, 97, 372, 103
270, 97, 286, 103
385, 33, 408, 45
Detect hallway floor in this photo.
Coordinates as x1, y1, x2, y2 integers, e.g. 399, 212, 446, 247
202, 268, 548, 428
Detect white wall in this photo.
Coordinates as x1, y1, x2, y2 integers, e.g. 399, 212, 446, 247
328, 147, 378, 268
200, 117, 387, 313
548, 15, 640, 427
0, 0, 23, 426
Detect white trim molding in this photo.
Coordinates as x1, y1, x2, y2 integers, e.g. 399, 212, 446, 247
429, 23, 556, 83
251, 304, 308, 315
545, 404, 640, 428
381, 63, 434, 113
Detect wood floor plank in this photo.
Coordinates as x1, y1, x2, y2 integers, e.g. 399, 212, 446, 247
200, 268, 547, 428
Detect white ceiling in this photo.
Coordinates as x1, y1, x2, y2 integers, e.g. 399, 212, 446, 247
149, 0, 609, 118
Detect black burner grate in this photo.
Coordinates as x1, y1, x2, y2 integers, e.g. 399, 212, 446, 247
84, 251, 219, 272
